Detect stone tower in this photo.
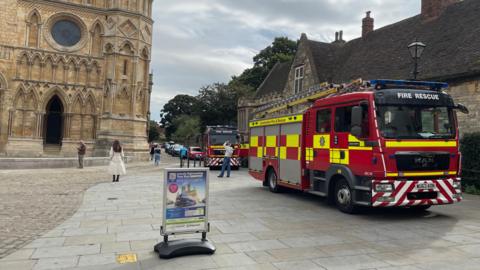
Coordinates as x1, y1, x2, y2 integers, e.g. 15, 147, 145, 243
0, 0, 154, 158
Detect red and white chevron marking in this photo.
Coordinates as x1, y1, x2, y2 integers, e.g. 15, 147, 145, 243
372, 178, 462, 207
206, 157, 240, 167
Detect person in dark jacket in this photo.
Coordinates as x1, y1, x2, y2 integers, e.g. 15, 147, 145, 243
154, 146, 161, 166
77, 140, 86, 169
149, 143, 155, 160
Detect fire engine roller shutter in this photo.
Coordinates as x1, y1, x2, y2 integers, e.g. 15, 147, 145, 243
279, 122, 302, 185
249, 126, 264, 171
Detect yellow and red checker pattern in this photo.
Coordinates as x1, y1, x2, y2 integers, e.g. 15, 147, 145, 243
250, 134, 301, 160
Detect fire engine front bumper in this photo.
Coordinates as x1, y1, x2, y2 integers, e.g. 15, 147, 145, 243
371, 178, 462, 207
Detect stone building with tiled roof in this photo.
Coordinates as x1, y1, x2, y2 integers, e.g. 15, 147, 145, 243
238, 0, 480, 136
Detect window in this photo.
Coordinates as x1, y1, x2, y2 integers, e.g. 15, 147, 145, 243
294, 65, 304, 94
316, 109, 331, 133
51, 20, 81, 47
335, 106, 352, 132
335, 105, 369, 136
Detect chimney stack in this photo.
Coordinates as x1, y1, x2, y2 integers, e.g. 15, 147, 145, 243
362, 11, 374, 38
335, 31, 339, 42
339, 30, 343, 41
421, 0, 459, 22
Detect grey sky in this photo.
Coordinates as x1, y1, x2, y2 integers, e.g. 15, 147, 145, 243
150, 0, 421, 121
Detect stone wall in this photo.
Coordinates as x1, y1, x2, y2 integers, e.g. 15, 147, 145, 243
0, 0, 154, 157
447, 78, 480, 136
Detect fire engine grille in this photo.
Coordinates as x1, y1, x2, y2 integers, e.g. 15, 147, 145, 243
213, 149, 225, 156
395, 152, 450, 171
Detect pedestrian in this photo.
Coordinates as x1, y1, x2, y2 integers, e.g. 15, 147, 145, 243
77, 140, 86, 169
218, 140, 233, 178
154, 145, 161, 166
179, 146, 188, 167
109, 140, 126, 182
149, 143, 155, 161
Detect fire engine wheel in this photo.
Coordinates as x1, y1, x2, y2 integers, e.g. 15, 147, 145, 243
268, 170, 281, 193
334, 178, 357, 214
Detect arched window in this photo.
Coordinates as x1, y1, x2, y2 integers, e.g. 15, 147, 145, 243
91, 23, 103, 56
28, 12, 40, 47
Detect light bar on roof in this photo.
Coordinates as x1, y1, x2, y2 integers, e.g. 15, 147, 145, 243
370, 79, 448, 90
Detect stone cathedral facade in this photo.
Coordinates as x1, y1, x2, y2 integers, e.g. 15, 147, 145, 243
0, 0, 154, 157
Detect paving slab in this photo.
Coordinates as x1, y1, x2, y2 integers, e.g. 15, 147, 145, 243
1, 159, 480, 269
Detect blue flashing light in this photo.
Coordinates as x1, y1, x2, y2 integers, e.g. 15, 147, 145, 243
370, 79, 448, 90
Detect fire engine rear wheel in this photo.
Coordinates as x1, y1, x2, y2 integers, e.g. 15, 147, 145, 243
268, 170, 281, 193
334, 178, 358, 214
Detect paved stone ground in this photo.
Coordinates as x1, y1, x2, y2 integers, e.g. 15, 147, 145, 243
0, 156, 179, 260
1, 158, 480, 269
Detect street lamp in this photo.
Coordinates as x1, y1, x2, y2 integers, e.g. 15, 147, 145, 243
408, 40, 426, 80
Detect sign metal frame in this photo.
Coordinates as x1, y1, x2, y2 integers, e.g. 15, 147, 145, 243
161, 167, 210, 236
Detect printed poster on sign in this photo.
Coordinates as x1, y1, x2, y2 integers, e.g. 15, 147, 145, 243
162, 168, 209, 235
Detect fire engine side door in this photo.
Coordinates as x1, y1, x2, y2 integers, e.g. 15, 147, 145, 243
331, 103, 373, 176
310, 108, 332, 172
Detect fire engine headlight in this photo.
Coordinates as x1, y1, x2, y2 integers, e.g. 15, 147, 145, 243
453, 181, 461, 189
375, 183, 394, 193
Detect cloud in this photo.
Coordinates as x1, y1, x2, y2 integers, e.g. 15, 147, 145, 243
149, 0, 420, 120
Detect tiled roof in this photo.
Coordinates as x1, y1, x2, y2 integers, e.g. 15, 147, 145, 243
307, 0, 480, 83
255, 61, 292, 98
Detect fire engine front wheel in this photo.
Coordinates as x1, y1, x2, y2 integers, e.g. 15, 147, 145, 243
334, 178, 358, 214
267, 169, 281, 193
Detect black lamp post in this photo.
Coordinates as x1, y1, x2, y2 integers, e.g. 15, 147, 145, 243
408, 40, 426, 80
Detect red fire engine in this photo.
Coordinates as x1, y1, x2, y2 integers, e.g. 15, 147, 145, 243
203, 126, 241, 169
248, 80, 469, 213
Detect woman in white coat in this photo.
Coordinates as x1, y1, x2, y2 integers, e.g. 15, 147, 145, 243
109, 140, 126, 182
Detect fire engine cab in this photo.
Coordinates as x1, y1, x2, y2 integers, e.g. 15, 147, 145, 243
248, 80, 469, 213
203, 125, 241, 169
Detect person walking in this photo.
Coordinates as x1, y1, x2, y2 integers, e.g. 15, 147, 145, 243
109, 140, 126, 182
154, 145, 161, 166
179, 145, 188, 167
218, 141, 233, 178
77, 140, 86, 169
149, 143, 155, 161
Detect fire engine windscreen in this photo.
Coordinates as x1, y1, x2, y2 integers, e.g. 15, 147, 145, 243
209, 134, 238, 145
376, 106, 455, 139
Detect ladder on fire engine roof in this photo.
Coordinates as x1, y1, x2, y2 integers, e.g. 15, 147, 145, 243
254, 79, 449, 118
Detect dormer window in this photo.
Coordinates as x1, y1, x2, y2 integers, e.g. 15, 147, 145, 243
294, 65, 304, 94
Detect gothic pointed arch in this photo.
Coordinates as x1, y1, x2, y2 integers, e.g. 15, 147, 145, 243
42, 87, 68, 112
17, 53, 30, 79
78, 59, 88, 85
54, 57, 66, 83
91, 21, 104, 57
31, 54, 42, 81
44, 56, 54, 81
27, 10, 41, 48
82, 93, 97, 140
66, 58, 77, 84
11, 85, 38, 138
119, 40, 135, 55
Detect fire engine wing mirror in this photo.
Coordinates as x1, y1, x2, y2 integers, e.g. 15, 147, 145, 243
351, 106, 363, 138
454, 103, 469, 114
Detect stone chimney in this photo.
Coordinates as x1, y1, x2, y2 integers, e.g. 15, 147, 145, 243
362, 11, 374, 37
422, 0, 459, 22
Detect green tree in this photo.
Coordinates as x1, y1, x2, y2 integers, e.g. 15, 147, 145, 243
172, 115, 201, 145
233, 37, 297, 89
148, 120, 161, 142
160, 94, 198, 139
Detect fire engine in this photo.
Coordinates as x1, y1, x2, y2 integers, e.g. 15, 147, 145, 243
248, 80, 469, 213
202, 126, 241, 169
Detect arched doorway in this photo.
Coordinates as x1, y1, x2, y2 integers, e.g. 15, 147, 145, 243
44, 95, 64, 144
